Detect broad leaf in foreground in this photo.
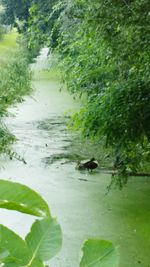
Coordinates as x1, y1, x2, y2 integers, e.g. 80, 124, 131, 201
28, 258, 45, 267
0, 247, 9, 261
0, 180, 50, 217
2, 258, 45, 267
25, 217, 62, 263
0, 224, 31, 266
80, 239, 119, 267
2, 262, 19, 267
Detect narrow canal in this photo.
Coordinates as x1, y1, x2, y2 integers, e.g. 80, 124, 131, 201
0, 49, 150, 267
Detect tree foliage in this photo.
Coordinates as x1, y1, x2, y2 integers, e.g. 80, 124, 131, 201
54, 0, 150, 185
1, 0, 61, 58
1, 0, 31, 28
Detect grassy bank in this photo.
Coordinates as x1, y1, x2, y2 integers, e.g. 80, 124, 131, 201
0, 29, 32, 157
0, 29, 18, 65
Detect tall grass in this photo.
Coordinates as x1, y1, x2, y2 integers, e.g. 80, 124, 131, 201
0, 55, 32, 113
0, 29, 18, 64
0, 29, 32, 158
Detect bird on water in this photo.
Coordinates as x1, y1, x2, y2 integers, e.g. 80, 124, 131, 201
76, 158, 98, 171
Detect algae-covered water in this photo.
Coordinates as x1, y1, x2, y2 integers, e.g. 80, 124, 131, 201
0, 49, 150, 267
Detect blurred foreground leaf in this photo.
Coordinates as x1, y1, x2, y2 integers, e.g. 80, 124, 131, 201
80, 239, 119, 267
0, 180, 50, 217
26, 217, 62, 262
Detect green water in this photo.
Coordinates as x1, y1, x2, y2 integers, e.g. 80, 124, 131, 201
0, 48, 150, 267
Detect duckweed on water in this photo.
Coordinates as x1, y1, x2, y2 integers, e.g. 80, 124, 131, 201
43, 153, 81, 165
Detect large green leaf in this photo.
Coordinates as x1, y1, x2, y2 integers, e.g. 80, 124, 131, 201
80, 239, 119, 267
0, 224, 31, 266
2, 258, 44, 267
2, 262, 19, 267
0, 180, 50, 217
25, 217, 62, 262
29, 258, 45, 267
0, 247, 9, 261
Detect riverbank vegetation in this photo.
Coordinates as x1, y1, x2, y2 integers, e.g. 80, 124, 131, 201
1, 0, 150, 186
0, 29, 32, 156
0, 29, 17, 63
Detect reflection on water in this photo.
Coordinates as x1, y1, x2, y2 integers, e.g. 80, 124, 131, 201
0, 49, 150, 267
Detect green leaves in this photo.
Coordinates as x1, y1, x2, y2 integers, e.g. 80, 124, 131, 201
80, 239, 119, 267
26, 217, 62, 262
51, 0, 150, 185
0, 218, 62, 267
0, 180, 62, 267
26, 258, 45, 267
0, 224, 31, 266
0, 180, 50, 217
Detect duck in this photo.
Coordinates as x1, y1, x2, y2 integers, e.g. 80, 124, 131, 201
76, 158, 98, 171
